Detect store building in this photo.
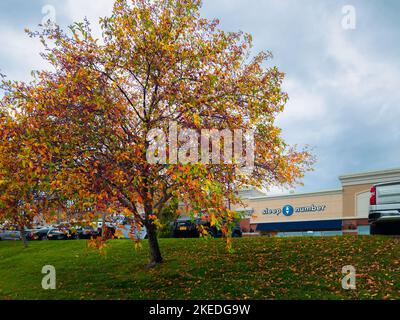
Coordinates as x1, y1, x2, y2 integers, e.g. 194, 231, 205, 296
236, 167, 400, 236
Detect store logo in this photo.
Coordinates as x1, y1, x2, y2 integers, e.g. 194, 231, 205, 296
282, 205, 294, 217
263, 204, 327, 216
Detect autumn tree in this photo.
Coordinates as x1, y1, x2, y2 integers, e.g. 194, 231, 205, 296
0, 101, 54, 246
0, 0, 313, 265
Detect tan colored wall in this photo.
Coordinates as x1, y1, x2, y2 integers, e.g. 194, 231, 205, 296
234, 191, 344, 224
342, 183, 372, 217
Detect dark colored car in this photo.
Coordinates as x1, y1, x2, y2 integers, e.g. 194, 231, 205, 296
47, 227, 78, 240
172, 218, 242, 238
96, 222, 116, 240
77, 226, 99, 239
209, 223, 242, 238
172, 218, 202, 238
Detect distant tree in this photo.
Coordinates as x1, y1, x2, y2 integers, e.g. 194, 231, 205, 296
155, 198, 179, 238
0, 0, 313, 265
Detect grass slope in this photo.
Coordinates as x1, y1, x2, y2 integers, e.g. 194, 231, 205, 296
0, 236, 399, 300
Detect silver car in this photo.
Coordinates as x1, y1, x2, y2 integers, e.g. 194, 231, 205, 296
369, 181, 400, 235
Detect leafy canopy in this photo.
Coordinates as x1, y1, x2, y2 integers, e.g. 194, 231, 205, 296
0, 0, 313, 257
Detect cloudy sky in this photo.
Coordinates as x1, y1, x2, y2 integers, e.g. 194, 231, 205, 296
1, 0, 399, 193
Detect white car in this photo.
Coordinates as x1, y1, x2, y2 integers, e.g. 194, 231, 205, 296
118, 224, 147, 240
369, 181, 400, 235
97, 219, 147, 240
0, 229, 21, 241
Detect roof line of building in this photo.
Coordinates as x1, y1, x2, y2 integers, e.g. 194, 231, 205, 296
245, 188, 343, 201
339, 167, 400, 187
339, 167, 400, 180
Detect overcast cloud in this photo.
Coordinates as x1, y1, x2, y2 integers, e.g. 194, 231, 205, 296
1, 0, 399, 193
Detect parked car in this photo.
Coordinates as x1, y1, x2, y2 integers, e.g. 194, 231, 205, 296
209, 223, 242, 238
95, 221, 117, 239
369, 182, 400, 235
26, 227, 52, 241
0, 228, 21, 241
172, 217, 242, 238
77, 226, 99, 239
47, 227, 78, 240
172, 218, 202, 238
118, 218, 147, 240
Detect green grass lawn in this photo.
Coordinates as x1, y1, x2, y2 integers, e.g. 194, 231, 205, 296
0, 236, 399, 300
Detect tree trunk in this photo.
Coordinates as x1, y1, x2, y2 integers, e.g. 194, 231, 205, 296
20, 228, 28, 248
146, 222, 163, 266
